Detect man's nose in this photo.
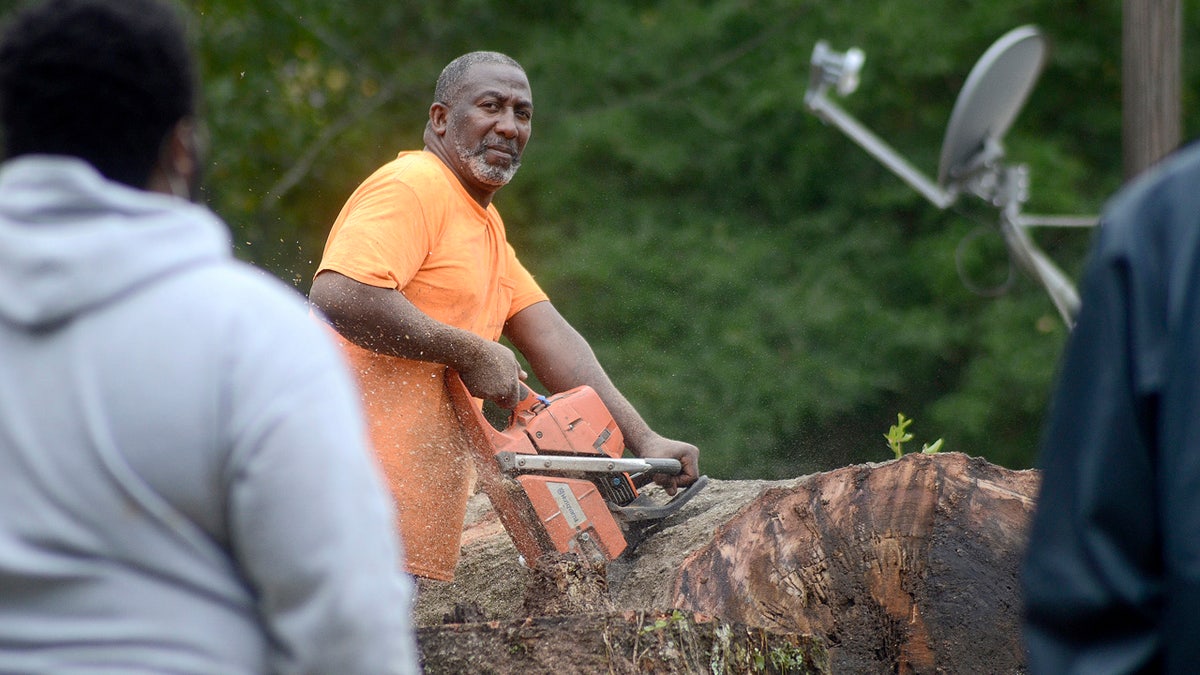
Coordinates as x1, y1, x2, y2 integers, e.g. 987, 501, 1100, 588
494, 108, 519, 138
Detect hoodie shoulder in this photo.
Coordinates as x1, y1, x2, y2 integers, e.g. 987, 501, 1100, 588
0, 157, 232, 328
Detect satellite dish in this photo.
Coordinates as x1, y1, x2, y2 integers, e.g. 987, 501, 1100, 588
803, 25, 1094, 328
936, 26, 1047, 187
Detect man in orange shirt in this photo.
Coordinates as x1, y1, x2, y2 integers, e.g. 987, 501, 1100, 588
309, 51, 701, 582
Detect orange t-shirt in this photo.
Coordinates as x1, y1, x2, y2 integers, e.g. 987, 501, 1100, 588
316, 150, 548, 581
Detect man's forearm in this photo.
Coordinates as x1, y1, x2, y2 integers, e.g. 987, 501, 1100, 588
311, 270, 525, 405
329, 299, 484, 370
505, 301, 658, 452
506, 300, 700, 488
310, 270, 483, 369
540, 349, 657, 451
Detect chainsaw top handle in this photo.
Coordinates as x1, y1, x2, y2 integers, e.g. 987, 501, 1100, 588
512, 383, 682, 478
638, 458, 683, 475
514, 381, 550, 414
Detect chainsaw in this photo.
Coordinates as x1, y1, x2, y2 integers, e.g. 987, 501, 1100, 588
448, 373, 708, 564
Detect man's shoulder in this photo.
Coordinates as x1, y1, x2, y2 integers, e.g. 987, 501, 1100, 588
1092, 141, 1200, 264
167, 259, 311, 330
372, 151, 452, 191
1105, 142, 1200, 231
352, 151, 475, 229
179, 261, 349, 372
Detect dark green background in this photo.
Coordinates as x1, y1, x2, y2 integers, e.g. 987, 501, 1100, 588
171, 1, 1194, 476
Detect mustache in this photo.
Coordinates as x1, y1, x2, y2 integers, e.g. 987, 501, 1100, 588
474, 138, 519, 158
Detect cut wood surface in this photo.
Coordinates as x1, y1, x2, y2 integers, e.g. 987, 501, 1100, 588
416, 452, 1040, 674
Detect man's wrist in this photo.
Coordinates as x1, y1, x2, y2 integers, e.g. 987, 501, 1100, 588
623, 428, 661, 457
440, 329, 485, 373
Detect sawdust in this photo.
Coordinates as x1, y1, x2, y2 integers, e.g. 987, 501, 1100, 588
521, 552, 614, 617
413, 476, 795, 625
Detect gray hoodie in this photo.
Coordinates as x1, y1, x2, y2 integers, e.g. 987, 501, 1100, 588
0, 156, 419, 674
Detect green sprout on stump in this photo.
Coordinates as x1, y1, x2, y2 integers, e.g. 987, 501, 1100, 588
884, 413, 944, 459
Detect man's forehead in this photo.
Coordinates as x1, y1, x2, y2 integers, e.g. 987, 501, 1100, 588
460, 62, 531, 101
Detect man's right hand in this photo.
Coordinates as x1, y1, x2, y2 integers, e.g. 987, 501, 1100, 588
458, 339, 526, 409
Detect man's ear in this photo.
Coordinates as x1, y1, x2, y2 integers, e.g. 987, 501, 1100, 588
165, 119, 197, 181
429, 102, 449, 135
147, 118, 198, 197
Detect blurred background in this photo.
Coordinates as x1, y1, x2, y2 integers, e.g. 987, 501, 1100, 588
173, 0, 1196, 478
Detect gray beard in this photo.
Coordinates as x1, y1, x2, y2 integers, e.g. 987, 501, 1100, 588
455, 139, 521, 187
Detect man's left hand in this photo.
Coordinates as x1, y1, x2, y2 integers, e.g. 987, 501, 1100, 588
635, 436, 700, 496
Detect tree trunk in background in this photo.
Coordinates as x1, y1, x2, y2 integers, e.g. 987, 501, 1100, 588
1123, 0, 1181, 179
416, 452, 1041, 674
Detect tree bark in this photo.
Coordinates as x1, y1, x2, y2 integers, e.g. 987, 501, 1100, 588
416, 452, 1040, 674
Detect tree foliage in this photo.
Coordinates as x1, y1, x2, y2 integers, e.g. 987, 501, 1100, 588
167, 0, 1200, 477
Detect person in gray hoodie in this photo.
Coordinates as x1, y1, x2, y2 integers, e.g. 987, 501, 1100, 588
0, 0, 420, 673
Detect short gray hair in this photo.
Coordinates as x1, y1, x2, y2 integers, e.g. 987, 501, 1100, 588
433, 51, 524, 105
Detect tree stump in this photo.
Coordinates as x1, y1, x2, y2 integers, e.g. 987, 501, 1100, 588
415, 452, 1040, 674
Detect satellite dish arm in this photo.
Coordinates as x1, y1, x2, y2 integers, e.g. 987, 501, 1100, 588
998, 199, 1081, 326
1016, 214, 1098, 228
804, 88, 957, 210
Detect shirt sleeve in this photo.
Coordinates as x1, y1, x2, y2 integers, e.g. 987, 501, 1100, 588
223, 279, 420, 674
505, 241, 549, 320
318, 171, 434, 291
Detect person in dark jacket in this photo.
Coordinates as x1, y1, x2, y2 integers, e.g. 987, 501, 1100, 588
1021, 141, 1200, 673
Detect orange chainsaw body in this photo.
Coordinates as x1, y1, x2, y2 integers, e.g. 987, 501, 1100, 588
449, 376, 636, 562
517, 475, 627, 559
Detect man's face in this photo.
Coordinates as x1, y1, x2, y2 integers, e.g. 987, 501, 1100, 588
443, 62, 533, 191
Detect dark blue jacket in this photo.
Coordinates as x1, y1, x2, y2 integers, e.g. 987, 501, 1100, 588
1023, 141, 1200, 674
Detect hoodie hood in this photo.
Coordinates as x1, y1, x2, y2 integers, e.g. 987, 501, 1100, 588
0, 156, 231, 328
